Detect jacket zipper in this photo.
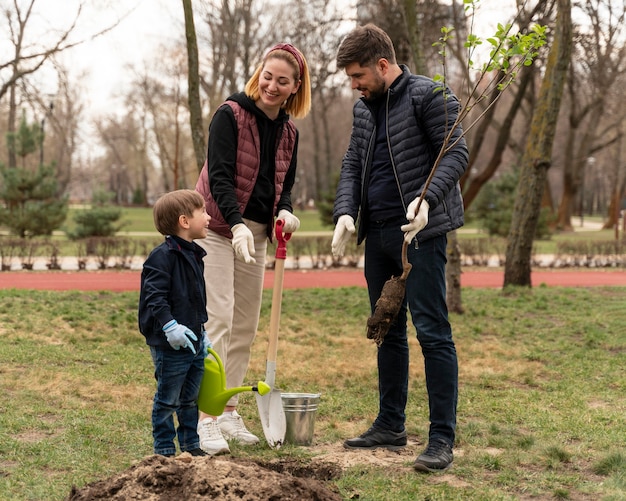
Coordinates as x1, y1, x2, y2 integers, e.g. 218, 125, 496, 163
384, 92, 407, 217
385, 92, 421, 249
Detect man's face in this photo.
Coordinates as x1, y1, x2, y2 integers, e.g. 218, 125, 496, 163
344, 61, 387, 102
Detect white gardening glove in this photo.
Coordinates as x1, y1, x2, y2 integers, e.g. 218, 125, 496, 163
162, 320, 197, 354
331, 215, 355, 258
277, 209, 300, 233
231, 223, 256, 264
401, 198, 430, 244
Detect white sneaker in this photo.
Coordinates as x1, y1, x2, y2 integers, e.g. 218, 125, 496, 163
197, 417, 230, 455
217, 410, 260, 445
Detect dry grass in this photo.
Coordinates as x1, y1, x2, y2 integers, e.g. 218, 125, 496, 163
0, 286, 625, 500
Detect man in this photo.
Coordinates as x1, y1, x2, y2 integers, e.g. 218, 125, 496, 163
331, 24, 468, 472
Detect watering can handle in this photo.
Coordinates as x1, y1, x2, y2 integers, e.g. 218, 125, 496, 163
275, 219, 291, 260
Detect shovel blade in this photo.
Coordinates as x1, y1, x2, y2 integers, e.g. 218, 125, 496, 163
255, 389, 286, 448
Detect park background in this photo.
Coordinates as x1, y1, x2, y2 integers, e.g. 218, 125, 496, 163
1, 1, 625, 499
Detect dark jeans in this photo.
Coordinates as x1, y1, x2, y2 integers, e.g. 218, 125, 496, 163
150, 346, 205, 455
365, 218, 458, 446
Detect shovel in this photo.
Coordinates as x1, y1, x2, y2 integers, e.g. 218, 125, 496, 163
256, 218, 291, 448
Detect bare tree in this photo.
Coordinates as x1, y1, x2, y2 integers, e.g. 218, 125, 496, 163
554, 0, 626, 230
1, 0, 81, 167
504, 0, 573, 287
182, 0, 206, 172
459, 1, 556, 209
20, 64, 83, 194
132, 66, 194, 193
195, 0, 265, 114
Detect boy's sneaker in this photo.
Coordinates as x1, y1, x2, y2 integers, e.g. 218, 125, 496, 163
413, 439, 454, 472
197, 417, 230, 455
188, 448, 209, 457
217, 410, 260, 445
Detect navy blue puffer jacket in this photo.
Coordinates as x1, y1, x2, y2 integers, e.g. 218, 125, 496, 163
333, 65, 469, 244
138, 235, 208, 351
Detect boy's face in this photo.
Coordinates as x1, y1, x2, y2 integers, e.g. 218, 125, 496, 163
185, 207, 211, 240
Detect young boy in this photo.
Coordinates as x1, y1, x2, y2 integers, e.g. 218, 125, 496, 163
138, 189, 212, 457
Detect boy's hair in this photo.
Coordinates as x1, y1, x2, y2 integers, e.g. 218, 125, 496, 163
153, 189, 205, 236
245, 45, 311, 119
336, 23, 397, 70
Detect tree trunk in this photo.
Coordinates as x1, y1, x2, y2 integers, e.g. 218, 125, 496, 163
401, 0, 425, 74
504, 0, 572, 287
182, 0, 206, 172
446, 230, 463, 314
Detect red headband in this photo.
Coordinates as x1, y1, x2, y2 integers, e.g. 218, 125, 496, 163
266, 43, 305, 79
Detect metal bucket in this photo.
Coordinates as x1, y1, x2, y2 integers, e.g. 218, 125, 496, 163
281, 392, 321, 446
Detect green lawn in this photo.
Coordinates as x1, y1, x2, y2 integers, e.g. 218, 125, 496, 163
63, 207, 330, 235
1, 286, 625, 500
2, 209, 619, 262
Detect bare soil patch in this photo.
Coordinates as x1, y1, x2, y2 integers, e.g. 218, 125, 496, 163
66, 440, 427, 500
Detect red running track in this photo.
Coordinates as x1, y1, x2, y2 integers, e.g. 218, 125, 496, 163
1, 268, 626, 292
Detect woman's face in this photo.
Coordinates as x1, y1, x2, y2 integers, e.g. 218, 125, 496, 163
256, 57, 300, 118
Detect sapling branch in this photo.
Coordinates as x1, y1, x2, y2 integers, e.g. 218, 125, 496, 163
366, 0, 547, 346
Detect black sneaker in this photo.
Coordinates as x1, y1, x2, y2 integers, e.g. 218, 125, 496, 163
413, 439, 453, 472
188, 448, 209, 457
344, 426, 407, 451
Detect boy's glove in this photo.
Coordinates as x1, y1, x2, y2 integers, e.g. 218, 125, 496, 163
202, 330, 212, 354
231, 223, 256, 264
163, 320, 197, 354
401, 199, 430, 244
277, 209, 300, 233
331, 215, 355, 258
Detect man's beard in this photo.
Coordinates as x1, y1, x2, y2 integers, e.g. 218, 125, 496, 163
361, 79, 386, 102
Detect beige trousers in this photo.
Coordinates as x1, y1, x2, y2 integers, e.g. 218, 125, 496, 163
196, 219, 267, 407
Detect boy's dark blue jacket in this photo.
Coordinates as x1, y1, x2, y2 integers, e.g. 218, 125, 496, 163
138, 235, 208, 351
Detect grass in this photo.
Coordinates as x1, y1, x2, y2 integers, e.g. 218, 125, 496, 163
67, 207, 331, 234
3, 208, 617, 262
1, 285, 625, 500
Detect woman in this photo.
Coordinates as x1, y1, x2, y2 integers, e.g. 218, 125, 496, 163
194, 43, 311, 455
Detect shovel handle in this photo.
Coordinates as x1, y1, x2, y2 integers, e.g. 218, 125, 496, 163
275, 219, 291, 260
265, 219, 289, 380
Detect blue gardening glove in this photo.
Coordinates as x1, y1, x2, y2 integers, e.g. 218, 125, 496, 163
231, 223, 256, 264
163, 320, 197, 354
277, 209, 300, 233
202, 330, 212, 354
331, 215, 355, 258
401, 199, 430, 244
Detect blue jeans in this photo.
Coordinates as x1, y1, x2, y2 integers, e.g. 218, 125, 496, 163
150, 346, 205, 455
365, 218, 458, 446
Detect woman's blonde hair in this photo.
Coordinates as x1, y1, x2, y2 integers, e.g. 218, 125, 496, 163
245, 44, 311, 119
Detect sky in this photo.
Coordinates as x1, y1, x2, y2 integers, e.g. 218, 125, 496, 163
26, 0, 517, 120
31, 0, 182, 117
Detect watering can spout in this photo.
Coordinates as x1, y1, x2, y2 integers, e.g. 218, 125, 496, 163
198, 348, 270, 416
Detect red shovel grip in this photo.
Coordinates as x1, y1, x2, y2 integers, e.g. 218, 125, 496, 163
274, 219, 291, 260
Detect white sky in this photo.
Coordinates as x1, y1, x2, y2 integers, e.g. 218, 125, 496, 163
23, 0, 517, 120
30, 0, 182, 117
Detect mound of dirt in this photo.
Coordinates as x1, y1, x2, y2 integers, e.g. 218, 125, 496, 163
66, 454, 343, 501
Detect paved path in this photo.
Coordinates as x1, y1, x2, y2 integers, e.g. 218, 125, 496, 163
1, 268, 625, 292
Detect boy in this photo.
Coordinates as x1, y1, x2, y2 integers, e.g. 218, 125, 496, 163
138, 189, 212, 457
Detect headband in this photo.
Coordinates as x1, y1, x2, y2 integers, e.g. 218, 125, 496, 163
266, 43, 305, 79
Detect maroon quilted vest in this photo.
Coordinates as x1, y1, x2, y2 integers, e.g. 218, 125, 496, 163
196, 101, 297, 239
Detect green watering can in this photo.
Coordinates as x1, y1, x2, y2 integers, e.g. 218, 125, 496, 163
198, 347, 270, 416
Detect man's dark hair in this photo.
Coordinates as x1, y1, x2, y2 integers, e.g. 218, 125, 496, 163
336, 23, 397, 70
